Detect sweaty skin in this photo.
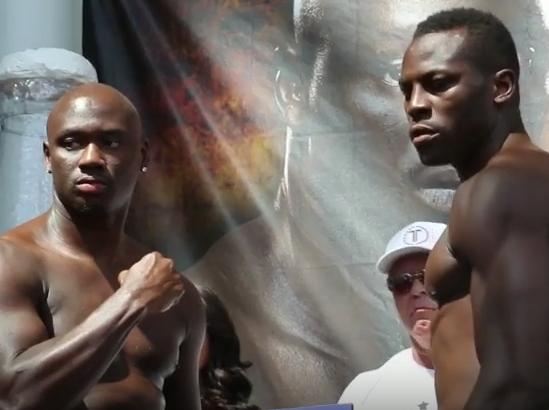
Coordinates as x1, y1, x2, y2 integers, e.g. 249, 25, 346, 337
429, 294, 478, 410
427, 236, 478, 410
428, 137, 549, 409
400, 30, 482, 409
402, 26, 549, 409
0, 84, 205, 410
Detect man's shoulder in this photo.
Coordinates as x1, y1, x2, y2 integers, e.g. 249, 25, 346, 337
0, 229, 43, 270
0, 235, 44, 295
349, 348, 413, 377
1, 213, 43, 243
376, 348, 419, 373
338, 349, 416, 405
338, 367, 381, 405
448, 144, 549, 252
0, 212, 50, 257
454, 146, 540, 205
472, 144, 549, 190
493, 150, 545, 172
173, 273, 205, 341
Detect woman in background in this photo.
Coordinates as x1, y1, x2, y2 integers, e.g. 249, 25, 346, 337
199, 288, 260, 410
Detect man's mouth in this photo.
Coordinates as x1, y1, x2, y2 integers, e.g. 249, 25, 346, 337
412, 132, 439, 146
76, 182, 107, 194
410, 125, 439, 146
412, 307, 436, 320
75, 177, 109, 194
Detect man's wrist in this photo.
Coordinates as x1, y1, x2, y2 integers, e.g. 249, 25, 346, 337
114, 287, 148, 321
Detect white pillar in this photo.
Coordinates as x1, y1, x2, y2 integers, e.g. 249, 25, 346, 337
0, 0, 92, 232
0, 49, 97, 232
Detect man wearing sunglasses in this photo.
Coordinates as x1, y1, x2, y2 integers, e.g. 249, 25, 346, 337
339, 221, 445, 410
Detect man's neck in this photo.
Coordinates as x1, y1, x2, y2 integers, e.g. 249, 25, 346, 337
44, 197, 129, 263
410, 338, 433, 369
453, 117, 527, 181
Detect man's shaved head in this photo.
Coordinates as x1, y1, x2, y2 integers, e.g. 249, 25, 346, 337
44, 83, 147, 215
47, 83, 142, 143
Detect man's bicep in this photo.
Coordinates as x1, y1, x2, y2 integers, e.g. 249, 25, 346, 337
164, 280, 205, 410
0, 273, 49, 364
467, 228, 549, 406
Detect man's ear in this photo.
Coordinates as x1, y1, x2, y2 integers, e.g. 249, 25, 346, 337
493, 68, 517, 105
274, 42, 308, 128
43, 141, 52, 174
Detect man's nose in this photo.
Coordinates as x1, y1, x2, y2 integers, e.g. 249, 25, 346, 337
406, 85, 431, 122
79, 143, 105, 168
411, 277, 427, 297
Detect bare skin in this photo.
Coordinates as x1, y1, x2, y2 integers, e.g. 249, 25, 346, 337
429, 295, 478, 410
0, 83, 205, 410
401, 26, 547, 409
428, 136, 549, 409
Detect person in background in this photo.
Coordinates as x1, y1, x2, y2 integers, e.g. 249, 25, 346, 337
199, 287, 260, 410
339, 222, 445, 410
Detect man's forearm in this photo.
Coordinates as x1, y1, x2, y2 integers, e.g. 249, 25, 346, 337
1, 288, 145, 410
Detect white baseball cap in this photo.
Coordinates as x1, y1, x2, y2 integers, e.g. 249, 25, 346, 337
376, 221, 447, 274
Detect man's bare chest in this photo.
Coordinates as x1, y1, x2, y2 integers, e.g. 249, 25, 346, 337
41, 256, 184, 384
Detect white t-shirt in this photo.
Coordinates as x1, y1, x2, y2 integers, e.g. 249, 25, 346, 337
338, 348, 436, 410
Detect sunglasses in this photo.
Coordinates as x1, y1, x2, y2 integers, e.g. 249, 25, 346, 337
386, 269, 425, 294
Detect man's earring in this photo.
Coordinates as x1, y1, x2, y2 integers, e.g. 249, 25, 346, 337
141, 165, 148, 173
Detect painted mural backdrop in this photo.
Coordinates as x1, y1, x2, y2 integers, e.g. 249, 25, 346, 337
83, 1, 549, 408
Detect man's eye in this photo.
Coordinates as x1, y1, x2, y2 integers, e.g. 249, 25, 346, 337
428, 76, 455, 93
102, 137, 121, 148
62, 139, 82, 150
399, 84, 412, 100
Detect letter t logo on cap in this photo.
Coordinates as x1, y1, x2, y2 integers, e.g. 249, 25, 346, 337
403, 226, 429, 245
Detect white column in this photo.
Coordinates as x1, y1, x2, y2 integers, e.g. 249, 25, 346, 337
0, 0, 95, 232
